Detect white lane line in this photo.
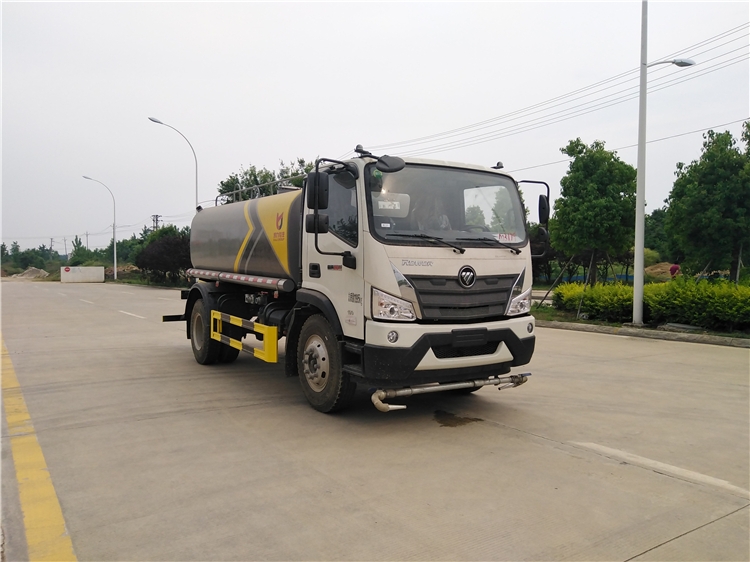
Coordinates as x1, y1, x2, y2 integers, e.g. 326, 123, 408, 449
58, 292, 67, 296
120, 292, 135, 295
157, 297, 174, 301
119, 310, 146, 319
79, 299, 94, 304
572, 442, 750, 499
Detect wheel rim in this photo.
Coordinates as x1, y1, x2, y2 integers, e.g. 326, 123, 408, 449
193, 311, 205, 350
302, 335, 329, 393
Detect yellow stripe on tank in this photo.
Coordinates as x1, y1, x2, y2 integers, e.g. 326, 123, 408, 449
257, 191, 301, 277
233, 200, 255, 272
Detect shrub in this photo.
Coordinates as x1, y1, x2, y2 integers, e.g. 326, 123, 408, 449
552, 279, 750, 331
644, 278, 750, 331
551, 282, 584, 311
584, 283, 633, 322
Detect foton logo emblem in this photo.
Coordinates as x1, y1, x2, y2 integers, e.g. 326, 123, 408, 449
276, 212, 284, 230
458, 266, 476, 288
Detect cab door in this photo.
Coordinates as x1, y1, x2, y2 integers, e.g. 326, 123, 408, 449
302, 172, 365, 340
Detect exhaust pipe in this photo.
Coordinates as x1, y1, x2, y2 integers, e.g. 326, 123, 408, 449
371, 374, 530, 412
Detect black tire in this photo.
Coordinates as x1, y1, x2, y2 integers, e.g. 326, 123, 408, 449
190, 299, 221, 365
218, 344, 241, 364
297, 315, 356, 413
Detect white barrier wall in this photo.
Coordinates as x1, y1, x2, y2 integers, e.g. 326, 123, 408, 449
60, 266, 105, 283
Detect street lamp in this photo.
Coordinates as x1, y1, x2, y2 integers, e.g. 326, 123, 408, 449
632, 0, 695, 325
82, 176, 117, 281
148, 117, 199, 211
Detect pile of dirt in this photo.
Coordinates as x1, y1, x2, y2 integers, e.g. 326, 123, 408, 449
12, 267, 49, 279
645, 262, 675, 282
104, 264, 140, 277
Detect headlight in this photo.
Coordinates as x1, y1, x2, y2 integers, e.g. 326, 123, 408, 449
505, 268, 531, 316
372, 288, 416, 321
506, 288, 532, 316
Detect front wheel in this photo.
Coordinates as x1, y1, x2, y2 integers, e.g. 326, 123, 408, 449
297, 315, 356, 413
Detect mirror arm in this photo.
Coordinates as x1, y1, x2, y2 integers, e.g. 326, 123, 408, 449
518, 179, 551, 225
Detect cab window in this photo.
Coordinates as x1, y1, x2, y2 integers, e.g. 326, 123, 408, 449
327, 172, 358, 246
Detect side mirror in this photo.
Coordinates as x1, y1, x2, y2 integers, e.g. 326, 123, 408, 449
530, 227, 549, 260
306, 172, 329, 210
342, 252, 356, 270
376, 155, 405, 173
538, 194, 550, 224
305, 213, 329, 234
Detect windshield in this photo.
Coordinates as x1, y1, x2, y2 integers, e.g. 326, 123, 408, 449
365, 163, 527, 247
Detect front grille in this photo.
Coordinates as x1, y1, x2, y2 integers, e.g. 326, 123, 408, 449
432, 342, 499, 359
406, 274, 518, 321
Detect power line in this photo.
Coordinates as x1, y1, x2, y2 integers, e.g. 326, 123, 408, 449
395, 54, 748, 157
366, 23, 748, 153
343, 22, 749, 159
506, 118, 749, 174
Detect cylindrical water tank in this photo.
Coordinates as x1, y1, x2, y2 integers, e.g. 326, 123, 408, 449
190, 190, 303, 286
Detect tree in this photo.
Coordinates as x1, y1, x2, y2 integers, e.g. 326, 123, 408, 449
644, 207, 671, 263
134, 225, 191, 283
10, 242, 20, 262
549, 138, 636, 284
665, 123, 750, 281
69, 235, 94, 266
278, 158, 314, 188
217, 158, 313, 203
465, 205, 486, 227
218, 165, 277, 203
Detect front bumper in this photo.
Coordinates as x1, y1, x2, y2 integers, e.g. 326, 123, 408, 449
358, 316, 535, 386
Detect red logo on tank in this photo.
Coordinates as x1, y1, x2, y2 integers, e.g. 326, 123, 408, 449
276, 212, 283, 230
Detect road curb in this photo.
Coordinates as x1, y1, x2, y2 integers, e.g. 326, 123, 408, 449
535, 320, 750, 348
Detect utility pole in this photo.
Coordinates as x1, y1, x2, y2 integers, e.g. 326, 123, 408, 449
85, 232, 89, 250
63, 237, 68, 259
151, 215, 162, 230
50, 238, 54, 251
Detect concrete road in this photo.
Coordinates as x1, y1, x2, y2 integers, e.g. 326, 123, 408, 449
2, 279, 748, 561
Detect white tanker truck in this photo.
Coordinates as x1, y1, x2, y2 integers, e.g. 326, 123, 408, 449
164, 146, 550, 412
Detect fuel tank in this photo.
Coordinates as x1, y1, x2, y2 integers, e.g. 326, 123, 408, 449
190, 190, 303, 286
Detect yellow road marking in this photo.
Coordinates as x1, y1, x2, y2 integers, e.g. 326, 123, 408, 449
2, 340, 77, 561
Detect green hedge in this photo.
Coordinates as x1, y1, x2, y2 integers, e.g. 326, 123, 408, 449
552, 280, 750, 331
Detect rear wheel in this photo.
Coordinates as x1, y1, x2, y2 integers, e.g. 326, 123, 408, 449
191, 299, 221, 365
297, 315, 356, 412
218, 344, 241, 364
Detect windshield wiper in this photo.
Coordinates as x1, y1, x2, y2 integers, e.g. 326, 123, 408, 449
456, 236, 521, 255
386, 233, 465, 254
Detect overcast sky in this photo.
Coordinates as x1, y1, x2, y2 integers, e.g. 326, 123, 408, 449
3, 2, 748, 252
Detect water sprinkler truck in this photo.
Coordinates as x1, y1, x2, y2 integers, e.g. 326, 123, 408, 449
164, 146, 550, 412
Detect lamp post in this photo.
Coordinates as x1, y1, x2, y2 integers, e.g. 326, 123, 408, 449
148, 117, 199, 211
632, 0, 694, 325
82, 176, 117, 280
